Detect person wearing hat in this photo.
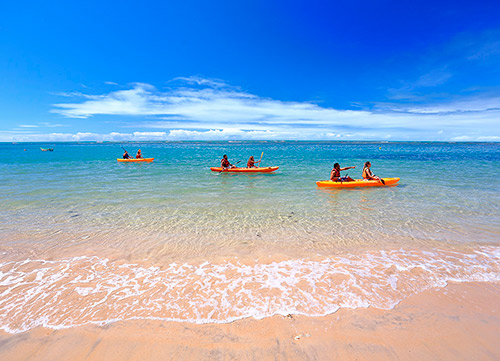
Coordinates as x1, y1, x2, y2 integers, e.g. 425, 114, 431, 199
136, 149, 143, 159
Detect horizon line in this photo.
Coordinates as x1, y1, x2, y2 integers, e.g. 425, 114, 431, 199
4, 140, 500, 144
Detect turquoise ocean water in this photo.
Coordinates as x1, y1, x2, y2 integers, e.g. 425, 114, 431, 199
0, 141, 499, 332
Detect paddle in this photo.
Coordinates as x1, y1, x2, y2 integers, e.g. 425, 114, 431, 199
372, 167, 386, 185
120, 146, 131, 159
257, 151, 264, 166
121, 145, 143, 159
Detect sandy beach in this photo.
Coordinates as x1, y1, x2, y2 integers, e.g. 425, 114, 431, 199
1, 281, 498, 361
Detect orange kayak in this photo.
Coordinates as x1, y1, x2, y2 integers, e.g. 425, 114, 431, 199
210, 166, 279, 173
117, 158, 154, 163
316, 177, 400, 188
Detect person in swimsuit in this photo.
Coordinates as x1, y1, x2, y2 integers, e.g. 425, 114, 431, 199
221, 154, 235, 169
362, 161, 385, 184
123, 150, 131, 159
247, 156, 261, 168
136, 149, 143, 159
330, 163, 355, 182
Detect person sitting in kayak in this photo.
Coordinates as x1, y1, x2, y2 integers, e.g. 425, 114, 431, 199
247, 156, 261, 168
136, 149, 143, 159
362, 161, 385, 184
330, 163, 355, 182
123, 150, 131, 159
221, 154, 235, 169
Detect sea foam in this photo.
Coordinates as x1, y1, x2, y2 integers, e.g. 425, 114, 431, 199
0, 246, 499, 333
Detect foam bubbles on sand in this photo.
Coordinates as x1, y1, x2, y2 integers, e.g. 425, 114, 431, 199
0, 247, 499, 333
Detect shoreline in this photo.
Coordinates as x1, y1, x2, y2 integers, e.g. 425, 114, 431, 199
1, 281, 499, 360
1, 246, 498, 335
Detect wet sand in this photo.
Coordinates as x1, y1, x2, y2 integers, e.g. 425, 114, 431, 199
1, 281, 498, 361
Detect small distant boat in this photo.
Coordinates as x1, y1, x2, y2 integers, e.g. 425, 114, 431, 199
40, 147, 54, 152
117, 158, 154, 163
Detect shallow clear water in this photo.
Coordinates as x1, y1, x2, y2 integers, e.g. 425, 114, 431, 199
0, 141, 499, 332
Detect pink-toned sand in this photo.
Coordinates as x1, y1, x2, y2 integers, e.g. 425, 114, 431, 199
0, 282, 498, 361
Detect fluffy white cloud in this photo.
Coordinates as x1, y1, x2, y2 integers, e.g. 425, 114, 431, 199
52, 81, 376, 129
52, 78, 499, 119
0, 129, 304, 142
1, 125, 499, 142
2, 76, 496, 142
168, 128, 277, 140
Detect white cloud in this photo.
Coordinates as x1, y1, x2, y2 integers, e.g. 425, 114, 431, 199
380, 95, 500, 115
0, 129, 271, 142
0, 131, 160, 142
460, 30, 500, 61
172, 76, 229, 89
0, 128, 373, 142
2, 120, 499, 143
28, 77, 496, 141
17, 122, 66, 129
168, 128, 277, 140
414, 69, 453, 88
52, 85, 160, 118
39, 122, 67, 128
450, 135, 500, 142
132, 131, 167, 139
51, 81, 366, 125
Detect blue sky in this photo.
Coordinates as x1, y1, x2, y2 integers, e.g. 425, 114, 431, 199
1, 0, 500, 141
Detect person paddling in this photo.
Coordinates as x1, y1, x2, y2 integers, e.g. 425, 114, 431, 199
221, 154, 236, 170
136, 149, 143, 159
247, 156, 261, 168
123, 150, 132, 159
330, 163, 355, 182
362, 161, 385, 184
